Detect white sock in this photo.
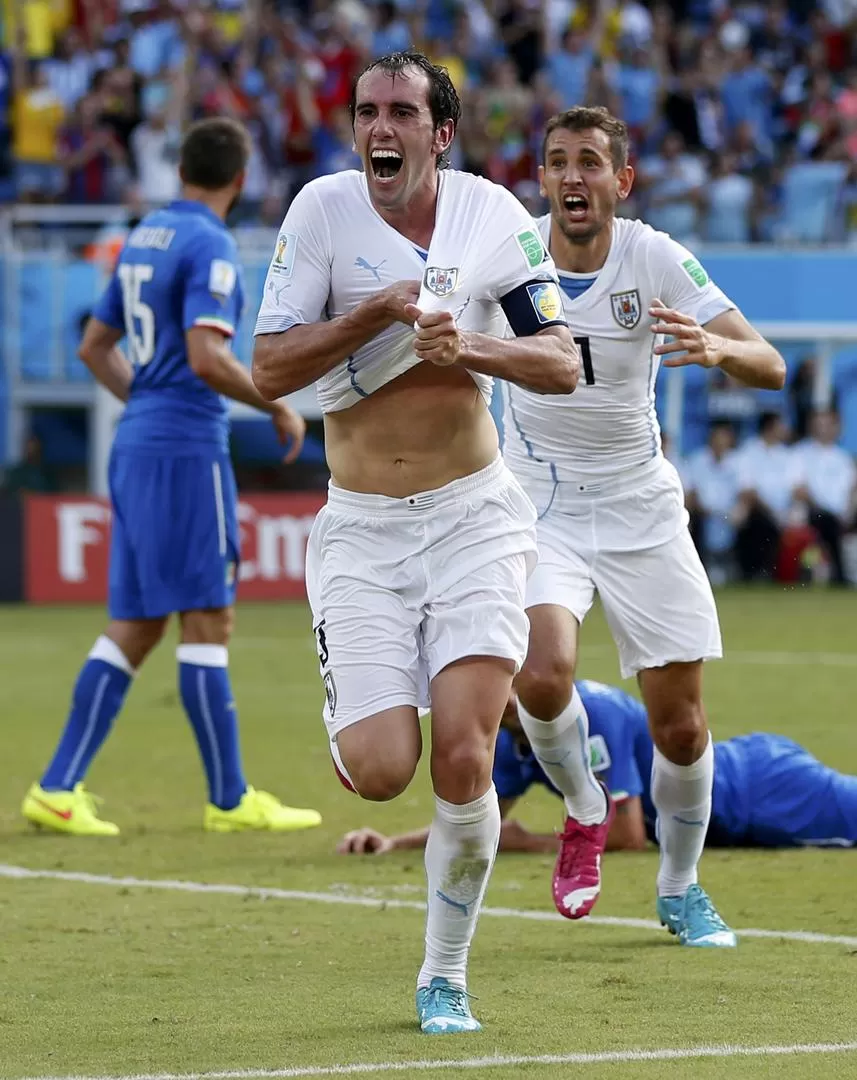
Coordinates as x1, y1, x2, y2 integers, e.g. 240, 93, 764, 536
652, 735, 713, 897
518, 687, 608, 825
417, 785, 501, 991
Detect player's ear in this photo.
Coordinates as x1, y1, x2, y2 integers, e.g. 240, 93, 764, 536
537, 164, 546, 198
616, 164, 634, 202
432, 119, 455, 160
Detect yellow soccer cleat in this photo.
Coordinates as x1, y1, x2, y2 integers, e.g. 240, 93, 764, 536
204, 786, 322, 833
21, 782, 120, 836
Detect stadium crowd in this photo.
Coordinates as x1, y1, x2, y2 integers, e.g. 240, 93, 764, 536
670, 406, 857, 585
1, 0, 856, 242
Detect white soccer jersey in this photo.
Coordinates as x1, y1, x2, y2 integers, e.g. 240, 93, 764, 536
254, 169, 561, 414
503, 216, 735, 484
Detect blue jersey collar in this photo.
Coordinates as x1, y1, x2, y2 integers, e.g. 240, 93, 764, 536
166, 199, 226, 229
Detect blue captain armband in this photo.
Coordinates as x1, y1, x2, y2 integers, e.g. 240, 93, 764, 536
500, 279, 567, 337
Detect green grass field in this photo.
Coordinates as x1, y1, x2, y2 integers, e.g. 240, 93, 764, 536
2, 589, 856, 1080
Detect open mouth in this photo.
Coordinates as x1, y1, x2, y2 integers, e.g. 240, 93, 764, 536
370, 149, 404, 180
563, 192, 589, 219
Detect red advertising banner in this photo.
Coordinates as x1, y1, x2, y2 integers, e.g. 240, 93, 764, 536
24, 492, 326, 604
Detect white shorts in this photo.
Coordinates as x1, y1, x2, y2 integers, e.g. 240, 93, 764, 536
305, 456, 538, 739
524, 457, 722, 679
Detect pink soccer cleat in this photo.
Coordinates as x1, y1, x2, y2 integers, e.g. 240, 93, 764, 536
552, 784, 615, 920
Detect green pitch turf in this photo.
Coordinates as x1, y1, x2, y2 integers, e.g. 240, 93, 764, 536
1, 589, 856, 1080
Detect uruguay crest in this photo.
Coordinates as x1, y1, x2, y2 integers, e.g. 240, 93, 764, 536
610, 289, 641, 330
425, 266, 459, 297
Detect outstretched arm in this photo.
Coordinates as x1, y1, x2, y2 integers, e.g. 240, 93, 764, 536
651, 301, 786, 391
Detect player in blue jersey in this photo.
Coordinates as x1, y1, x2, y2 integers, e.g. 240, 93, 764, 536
22, 117, 321, 837
338, 680, 857, 858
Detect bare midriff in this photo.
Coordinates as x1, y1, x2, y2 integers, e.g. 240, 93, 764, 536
324, 362, 499, 497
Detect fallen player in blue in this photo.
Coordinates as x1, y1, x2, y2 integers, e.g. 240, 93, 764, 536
339, 679, 856, 938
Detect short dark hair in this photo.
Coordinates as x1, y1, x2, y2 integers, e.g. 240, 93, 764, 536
349, 50, 461, 168
179, 117, 251, 191
758, 410, 783, 435
542, 107, 630, 172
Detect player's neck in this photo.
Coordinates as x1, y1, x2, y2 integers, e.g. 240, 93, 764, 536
180, 184, 232, 222
372, 176, 439, 250
549, 217, 613, 275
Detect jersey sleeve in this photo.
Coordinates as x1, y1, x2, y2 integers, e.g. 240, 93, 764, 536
650, 233, 735, 328
254, 183, 332, 336
475, 192, 565, 337
183, 231, 243, 338
92, 271, 125, 331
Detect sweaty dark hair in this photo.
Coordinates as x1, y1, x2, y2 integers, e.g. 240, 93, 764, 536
543, 107, 630, 172
349, 50, 461, 169
179, 117, 251, 191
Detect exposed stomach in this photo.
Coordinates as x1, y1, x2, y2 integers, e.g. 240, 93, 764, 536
324, 363, 499, 497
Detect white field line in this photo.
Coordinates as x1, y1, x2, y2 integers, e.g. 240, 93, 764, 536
14, 1041, 857, 1080
2, 865, 856, 948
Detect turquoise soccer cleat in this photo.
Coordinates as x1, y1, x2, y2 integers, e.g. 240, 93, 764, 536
416, 978, 482, 1034
657, 884, 738, 948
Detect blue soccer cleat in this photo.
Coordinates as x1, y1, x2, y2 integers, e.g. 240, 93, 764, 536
416, 977, 482, 1034
657, 884, 738, 948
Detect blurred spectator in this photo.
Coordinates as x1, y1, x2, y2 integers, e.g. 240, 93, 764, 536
543, 28, 594, 109
703, 151, 755, 242
372, 2, 411, 59
609, 45, 661, 143
793, 408, 857, 585
11, 32, 64, 201
789, 355, 820, 440
1, 434, 55, 492
43, 27, 102, 110
497, 0, 542, 85
129, 83, 181, 205
719, 46, 773, 153
836, 68, 857, 158
734, 412, 803, 581
637, 130, 706, 244
61, 91, 128, 203
683, 422, 742, 585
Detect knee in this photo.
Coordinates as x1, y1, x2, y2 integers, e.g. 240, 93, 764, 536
350, 766, 414, 803
516, 656, 575, 720
346, 754, 417, 803
430, 738, 495, 804
651, 699, 708, 765
181, 607, 234, 646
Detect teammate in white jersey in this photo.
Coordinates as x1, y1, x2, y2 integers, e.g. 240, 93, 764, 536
251, 52, 579, 1033
504, 107, 785, 947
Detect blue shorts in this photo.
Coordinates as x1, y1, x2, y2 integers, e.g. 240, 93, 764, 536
108, 449, 240, 620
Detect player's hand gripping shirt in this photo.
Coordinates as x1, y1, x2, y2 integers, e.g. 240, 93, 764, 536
503, 217, 735, 484
253, 169, 566, 412
95, 200, 244, 454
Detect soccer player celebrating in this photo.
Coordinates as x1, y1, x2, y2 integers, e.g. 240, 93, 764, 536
22, 118, 321, 838
502, 108, 785, 946
338, 681, 857, 856
252, 52, 579, 1032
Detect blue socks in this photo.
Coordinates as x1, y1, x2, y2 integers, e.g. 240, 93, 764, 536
177, 644, 247, 811
41, 636, 247, 811
41, 636, 134, 791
